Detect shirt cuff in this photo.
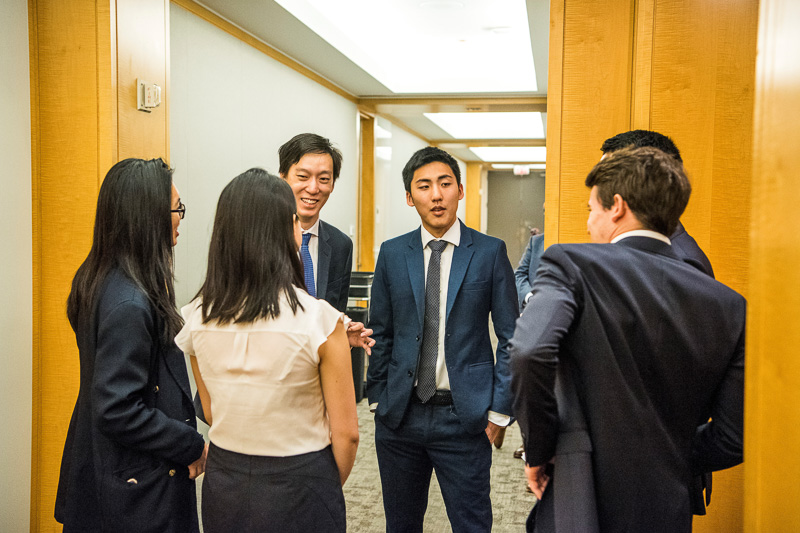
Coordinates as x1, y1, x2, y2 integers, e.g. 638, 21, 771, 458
524, 291, 534, 304
488, 411, 511, 427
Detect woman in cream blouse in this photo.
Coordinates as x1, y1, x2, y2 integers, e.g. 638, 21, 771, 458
176, 168, 358, 533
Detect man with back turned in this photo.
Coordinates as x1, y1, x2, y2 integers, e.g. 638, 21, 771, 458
511, 147, 744, 532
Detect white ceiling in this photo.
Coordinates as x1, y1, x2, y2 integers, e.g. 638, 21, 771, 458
193, 0, 550, 163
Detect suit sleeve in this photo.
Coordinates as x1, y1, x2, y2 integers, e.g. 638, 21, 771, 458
515, 237, 534, 308
366, 244, 392, 405
510, 247, 579, 466
489, 240, 520, 418
92, 298, 204, 467
334, 235, 354, 313
691, 301, 745, 473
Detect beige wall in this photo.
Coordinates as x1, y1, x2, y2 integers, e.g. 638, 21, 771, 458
746, 0, 800, 530
1, 1, 32, 530
546, 1, 759, 530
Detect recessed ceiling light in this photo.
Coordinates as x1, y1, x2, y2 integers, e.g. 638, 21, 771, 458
419, 1, 465, 9
274, 0, 536, 93
471, 146, 546, 162
492, 163, 545, 170
425, 112, 544, 139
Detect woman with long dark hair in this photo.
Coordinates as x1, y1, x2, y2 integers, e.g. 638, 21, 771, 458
55, 158, 206, 532
176, 168, 358, 532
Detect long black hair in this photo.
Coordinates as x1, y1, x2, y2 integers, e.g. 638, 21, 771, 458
198, 168, 305, 324
66, 158, 182, 344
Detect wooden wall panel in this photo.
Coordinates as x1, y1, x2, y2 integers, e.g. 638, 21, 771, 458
465, 163, 482, 231
29, 0, 169, 529
746, 0, 800, 530
117, 0, 170, 161
546, 0, 635, 246
649, 0, 757, 297
359, 114, 375, 271
30, 2, 113, 529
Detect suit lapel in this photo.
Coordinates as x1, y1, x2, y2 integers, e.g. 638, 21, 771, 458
316, 221, 331, 299
405, 229, 426, 329
446, 221, 474, 321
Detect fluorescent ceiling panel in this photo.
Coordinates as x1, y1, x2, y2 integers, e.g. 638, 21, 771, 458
492, 163, 546, 169
274, 0, 537, 93
424, 112, 544, 139
471, 146, 546, 162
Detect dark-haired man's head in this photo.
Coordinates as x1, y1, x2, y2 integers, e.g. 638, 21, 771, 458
585, 146, 691, 242
601, 130, 682, 162
278, 133, 343, 229
403, 147, 464, 238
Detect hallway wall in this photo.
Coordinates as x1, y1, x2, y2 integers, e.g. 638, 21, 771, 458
0, 2, 32, 530
170, 3, 360, 305
372, 117, 466, 254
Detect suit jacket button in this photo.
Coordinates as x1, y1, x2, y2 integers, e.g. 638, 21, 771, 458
168, 469, 176, 477
408, 371, 414, 377
415, 336, 420, 341
153, 385, 159, 393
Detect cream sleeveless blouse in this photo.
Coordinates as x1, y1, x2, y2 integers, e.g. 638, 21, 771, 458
176, 289, 342, 457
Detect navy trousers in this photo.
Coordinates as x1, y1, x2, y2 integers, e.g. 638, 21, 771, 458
375, 401, 493, 533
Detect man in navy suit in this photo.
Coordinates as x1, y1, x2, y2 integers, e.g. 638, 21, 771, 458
278, 133, 353, 312
516, 232, 546, 310
510, 147, 744, 532
601, 130, 714, 277
602, 130, 716, 514
367, 147, 517, 532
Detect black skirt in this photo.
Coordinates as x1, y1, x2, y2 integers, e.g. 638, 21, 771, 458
201, 442, 345, 533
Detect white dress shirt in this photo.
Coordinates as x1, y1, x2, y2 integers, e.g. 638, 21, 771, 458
611, 229, 671, 245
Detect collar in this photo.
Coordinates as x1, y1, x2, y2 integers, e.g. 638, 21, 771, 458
612, 229, 671, 245
302, 218, 320, 237
420, 219, 461, 249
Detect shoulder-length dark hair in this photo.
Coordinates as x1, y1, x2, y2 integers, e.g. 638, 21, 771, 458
198, 168, 305, 324
66, 158, 182, 344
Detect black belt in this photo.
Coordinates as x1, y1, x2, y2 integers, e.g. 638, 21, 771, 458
413, 389, 453, 406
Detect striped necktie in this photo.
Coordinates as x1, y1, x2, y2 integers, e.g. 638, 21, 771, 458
415, 239, 447, 402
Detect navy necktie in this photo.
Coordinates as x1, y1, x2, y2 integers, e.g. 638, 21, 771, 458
301, 232, 316, 298
416, 239, 447, 402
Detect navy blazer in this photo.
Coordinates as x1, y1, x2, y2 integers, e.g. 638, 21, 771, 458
514, 233, 546, 309
366, 221, 518, 435
511, 238, 744, 533
672, 221, 714, 278
56, 269, 205, 533
317, 220, 353, 313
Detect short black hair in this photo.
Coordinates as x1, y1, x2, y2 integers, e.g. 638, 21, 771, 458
197, 168, 306, 324
585, 146, 691, 236
278, 133, 343, 182
601, 130, 682, 162
402, 146, 461, 193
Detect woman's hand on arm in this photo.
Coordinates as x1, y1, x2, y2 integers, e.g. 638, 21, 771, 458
319, 319, 359, 485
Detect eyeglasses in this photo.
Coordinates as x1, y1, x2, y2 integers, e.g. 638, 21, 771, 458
171, 201, 186, 220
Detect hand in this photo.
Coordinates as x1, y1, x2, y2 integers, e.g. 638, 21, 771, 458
346, 321, 375, 355
485, 421, 503, 445
188, 442, 209, 480
525, 462, 551, 499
